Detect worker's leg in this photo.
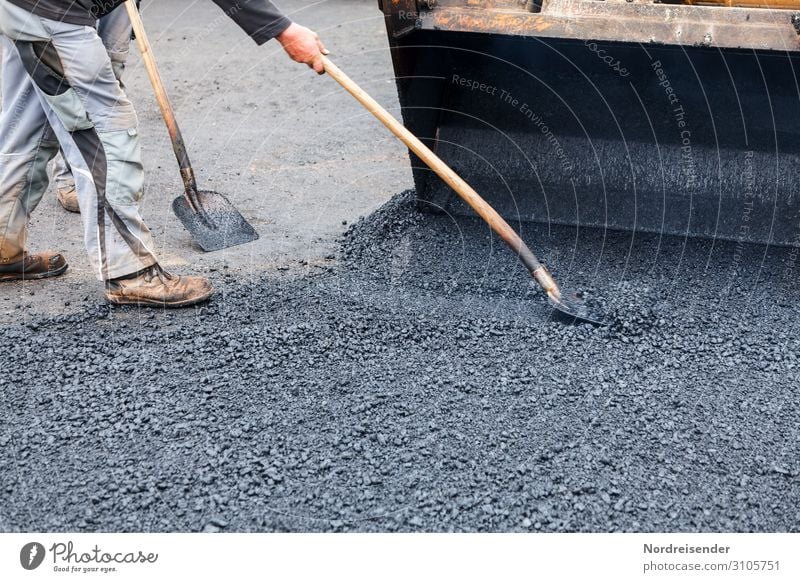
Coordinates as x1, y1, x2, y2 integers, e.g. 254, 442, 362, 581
51, 158, 73, 195
98, 6, 133, 88
0, 0, 158, 281
52, 155, 79, 211
0, 35, 62, 265
54, 6, 133, 213
0, 0, 211, 305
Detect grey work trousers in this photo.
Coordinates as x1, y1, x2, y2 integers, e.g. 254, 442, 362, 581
53, 6, 134, 190
0, 0, 158, 280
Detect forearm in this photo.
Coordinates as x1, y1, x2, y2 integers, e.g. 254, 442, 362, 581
211, 0, 292, 45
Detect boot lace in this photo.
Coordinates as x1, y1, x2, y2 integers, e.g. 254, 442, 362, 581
142, 264, 174, 284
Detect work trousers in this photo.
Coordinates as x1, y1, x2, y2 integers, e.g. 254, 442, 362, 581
0, 0, 158, 280
52, 6, 134, 191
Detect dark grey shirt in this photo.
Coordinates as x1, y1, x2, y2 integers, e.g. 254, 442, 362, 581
6, 0, 292, 44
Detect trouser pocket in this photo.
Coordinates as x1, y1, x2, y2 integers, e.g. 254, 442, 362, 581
101, 127, 144, 206
41, 89, 94, 132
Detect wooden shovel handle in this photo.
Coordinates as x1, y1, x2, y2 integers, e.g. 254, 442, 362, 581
124, 0, 199, 210
321, 56, 561, 296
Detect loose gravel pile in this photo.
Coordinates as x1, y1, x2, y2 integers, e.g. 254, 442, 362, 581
1, 190, 798, 533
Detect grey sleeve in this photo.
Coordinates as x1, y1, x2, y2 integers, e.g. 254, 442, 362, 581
211, 0, 293, 45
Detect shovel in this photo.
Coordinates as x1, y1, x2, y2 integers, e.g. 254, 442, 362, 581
124, 0, 258, 252
322, 56, 605, 325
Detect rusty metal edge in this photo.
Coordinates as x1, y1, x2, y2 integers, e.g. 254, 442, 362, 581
413, 4, 800, 52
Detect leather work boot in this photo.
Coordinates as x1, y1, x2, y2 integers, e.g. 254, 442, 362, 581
57, 184, 80, 213
0, 251, 68, 281
104, 264, 214, 308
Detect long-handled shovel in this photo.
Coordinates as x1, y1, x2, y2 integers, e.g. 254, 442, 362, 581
321, 56, 605, 325
124, 0, 258, 252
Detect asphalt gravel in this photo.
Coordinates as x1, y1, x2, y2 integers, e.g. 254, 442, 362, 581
1, 190, 799, 532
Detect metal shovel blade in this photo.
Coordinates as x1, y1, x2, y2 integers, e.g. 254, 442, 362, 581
172, 190, 259, 252
548, 289, 607, 326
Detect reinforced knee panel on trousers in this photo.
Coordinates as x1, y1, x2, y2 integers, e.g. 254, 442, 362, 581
379, 0, 800, 247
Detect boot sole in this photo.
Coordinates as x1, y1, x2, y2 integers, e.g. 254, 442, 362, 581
104, 288, 214, 308
0, 263, 69, 282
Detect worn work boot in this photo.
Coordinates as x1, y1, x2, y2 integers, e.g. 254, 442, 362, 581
104, 264, 214, 308
56, 184, 80, 213
0, 251, 68, 281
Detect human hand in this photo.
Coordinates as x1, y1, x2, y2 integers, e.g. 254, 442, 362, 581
276, 23, 329, 74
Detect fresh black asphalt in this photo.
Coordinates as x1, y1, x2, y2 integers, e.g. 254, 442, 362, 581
1, 191, 798, 532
